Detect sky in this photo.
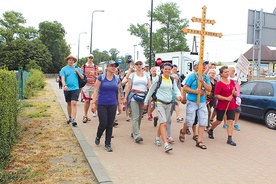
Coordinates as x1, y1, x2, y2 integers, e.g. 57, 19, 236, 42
1, 0, 276, 63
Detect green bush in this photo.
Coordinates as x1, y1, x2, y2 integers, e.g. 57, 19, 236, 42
24, 69, 46, 99
0, 69, 19, 170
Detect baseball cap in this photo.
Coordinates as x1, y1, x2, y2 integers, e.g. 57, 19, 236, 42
88, 54, 94, 58
144, 64, 149, 67
135, 60, 143, 64
107, 60, 119, 67
193, 60, 209, 66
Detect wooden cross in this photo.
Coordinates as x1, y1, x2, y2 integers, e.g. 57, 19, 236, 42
182, 5, 223, 104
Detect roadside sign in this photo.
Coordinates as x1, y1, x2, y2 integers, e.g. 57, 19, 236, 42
236, 54, 250, 75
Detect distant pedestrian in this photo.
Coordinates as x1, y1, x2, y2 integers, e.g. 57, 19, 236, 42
92, 60, 122, 152
60, 54, 84, 127
81, 54, 98, 123
208, 66, 238, 146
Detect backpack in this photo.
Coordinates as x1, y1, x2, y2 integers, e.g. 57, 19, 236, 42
151, 75, 174, 102
77, 65, 87, 88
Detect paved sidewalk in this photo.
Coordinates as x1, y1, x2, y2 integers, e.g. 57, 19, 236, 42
49, 78, 276, 184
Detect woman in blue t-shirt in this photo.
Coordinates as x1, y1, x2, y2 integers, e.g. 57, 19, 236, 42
91, 60, 122, 152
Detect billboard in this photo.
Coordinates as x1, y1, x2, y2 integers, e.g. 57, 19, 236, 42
247, 10, 276, 47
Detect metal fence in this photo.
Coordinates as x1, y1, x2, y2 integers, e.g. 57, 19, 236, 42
15, 67, 30, 100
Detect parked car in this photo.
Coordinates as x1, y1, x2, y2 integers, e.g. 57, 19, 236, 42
240, 80, 276, 129
265, 72, 276, 78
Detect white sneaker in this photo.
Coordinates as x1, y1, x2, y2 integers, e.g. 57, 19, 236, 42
164, 142, 173, 152
154, 138, 162, 147
92, 112, 97, 117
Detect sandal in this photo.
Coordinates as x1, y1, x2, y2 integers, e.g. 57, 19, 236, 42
186, 129, 191, 135
82, 116, 88, 123
192, 135, 198, 141
179, 129, 185, 142
196, 141, 207, 149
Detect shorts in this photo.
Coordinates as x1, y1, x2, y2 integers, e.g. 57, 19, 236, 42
155, 103, 172, 124
64, 89, 80, 102
82, 85, 94, 100
235, 106, 241, 113
216, 109, 235, 121
185, 100, 208, 127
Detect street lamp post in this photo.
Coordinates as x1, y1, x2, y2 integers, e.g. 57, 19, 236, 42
78, 32, 87, 63
149, 0, 153, 70
90, 10, 104, 54
133, 44, 137, 63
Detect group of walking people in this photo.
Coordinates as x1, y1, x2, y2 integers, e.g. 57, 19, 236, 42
59, 53, 241, 153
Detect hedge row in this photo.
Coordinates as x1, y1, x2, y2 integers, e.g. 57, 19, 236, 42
0, 69, 19, 170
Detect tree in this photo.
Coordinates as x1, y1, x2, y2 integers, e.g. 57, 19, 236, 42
39, 21, 70, 73
0, 11, 52, 71
128, 2, 190, 62
109, 48, 120, 61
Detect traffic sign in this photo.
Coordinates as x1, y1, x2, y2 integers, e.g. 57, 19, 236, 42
156, 57, 162, 66
118, 58, 122, 64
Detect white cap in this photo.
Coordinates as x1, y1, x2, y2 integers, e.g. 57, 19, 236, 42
88, 54, 94, 58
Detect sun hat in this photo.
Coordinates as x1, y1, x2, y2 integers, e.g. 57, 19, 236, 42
65, 54, 77, 62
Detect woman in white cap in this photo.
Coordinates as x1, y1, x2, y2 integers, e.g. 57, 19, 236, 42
124, 61, 151, 143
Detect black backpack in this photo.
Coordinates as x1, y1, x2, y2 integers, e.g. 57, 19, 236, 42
152, 75, 174, 102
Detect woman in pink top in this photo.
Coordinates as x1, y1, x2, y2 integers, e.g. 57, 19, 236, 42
207, 66, 238, 146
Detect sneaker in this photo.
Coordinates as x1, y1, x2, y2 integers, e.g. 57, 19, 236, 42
72, 120, 77, 127
164, 143, 173, 152
105, 145, 113, 152
92, 112, 97, 117
207, 130, 214, 139
113, 122, 119, 127
227, 140, 237, 146
234, 124, 240, 131
67, 117, 72, 124
177, 117, 184, 122
126, 117, 130, 121
167, 137, 174, 143
223, 124, 228, 129
155, 138, 162, 147
153, 117, 158, 127
148, 116, 153, 121
135, 137, 143, 143
95, 137, 100, 145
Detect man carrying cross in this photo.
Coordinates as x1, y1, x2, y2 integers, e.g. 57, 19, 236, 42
179, 60, 211, 149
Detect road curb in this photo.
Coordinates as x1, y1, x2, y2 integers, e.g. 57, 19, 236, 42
49, 80, 113, 184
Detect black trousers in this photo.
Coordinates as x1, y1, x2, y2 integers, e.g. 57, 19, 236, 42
96, 104, 117, 146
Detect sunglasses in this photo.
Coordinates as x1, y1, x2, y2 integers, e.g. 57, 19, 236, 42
109, 64, 117, 67
89, 57, 93, 59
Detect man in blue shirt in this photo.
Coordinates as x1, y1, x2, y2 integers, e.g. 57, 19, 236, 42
60, 55, 84, 127
179, 60, 211, 149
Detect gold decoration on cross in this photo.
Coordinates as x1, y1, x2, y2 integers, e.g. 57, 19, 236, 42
182, 5, 223, 104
